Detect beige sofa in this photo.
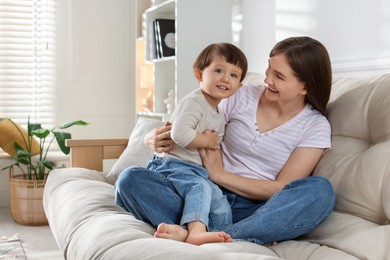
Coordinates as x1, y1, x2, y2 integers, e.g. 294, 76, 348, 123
43, 73, 390, 260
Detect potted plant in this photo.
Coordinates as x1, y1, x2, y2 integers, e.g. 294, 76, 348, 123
0, 117, 88, 225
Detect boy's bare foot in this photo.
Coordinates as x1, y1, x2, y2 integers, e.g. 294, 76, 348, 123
154, 223, 188, 242
186, 231, 232, 246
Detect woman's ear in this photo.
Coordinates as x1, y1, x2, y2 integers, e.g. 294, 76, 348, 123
299, 89, 308, 96
194, 68, 203, 82
299, 84, 308, 95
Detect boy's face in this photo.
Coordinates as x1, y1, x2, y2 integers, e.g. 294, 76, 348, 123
195, 55, 243, 106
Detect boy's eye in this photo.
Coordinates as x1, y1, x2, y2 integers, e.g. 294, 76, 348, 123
215, 68, 223, 73
231, 73, 238, 79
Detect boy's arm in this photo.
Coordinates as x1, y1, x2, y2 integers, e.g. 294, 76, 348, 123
186, 129, 220, 150
171, 96, 219, 150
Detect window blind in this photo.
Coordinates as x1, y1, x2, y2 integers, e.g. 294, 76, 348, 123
0, 0, 57, 128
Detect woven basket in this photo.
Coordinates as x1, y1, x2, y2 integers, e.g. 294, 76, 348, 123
9, 168, 48, 226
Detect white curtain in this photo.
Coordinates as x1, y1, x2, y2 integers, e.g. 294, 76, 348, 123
0, 0, 57, 127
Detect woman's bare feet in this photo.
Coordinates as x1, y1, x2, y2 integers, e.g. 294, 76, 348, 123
186, 230, 232, 246
154, 222, 232, 246
186, 221, 232, 245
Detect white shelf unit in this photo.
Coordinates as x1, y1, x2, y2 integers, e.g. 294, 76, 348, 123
141, 0, 232, 118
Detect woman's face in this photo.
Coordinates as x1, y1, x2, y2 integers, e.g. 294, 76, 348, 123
264, 53, 307, 104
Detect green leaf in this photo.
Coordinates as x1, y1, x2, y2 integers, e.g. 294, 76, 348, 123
31, 128, 50, 139
53, 131, 71, 155
11, 143, 31, 166
16, 149, 30, 159
27, 120, 41, 136
37, 160, 56, 170
58, 120, 89, 129
29, 123, 41, 131
14, 158, 30, 165
13, 142, 30, 157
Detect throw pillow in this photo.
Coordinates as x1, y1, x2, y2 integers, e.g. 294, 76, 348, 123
0, 120, 40, 157
106, 117, 164, 184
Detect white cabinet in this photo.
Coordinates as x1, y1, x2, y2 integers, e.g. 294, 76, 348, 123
140, 0, 233, 119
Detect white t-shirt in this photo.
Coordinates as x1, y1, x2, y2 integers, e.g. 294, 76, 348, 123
159, 88, 225, 165
219, 84, 331, 181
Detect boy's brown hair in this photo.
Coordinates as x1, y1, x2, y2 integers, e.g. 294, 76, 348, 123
193, 43, 248, 82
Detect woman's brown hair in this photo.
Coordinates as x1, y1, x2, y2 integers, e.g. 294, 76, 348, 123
270, 36, 332, 115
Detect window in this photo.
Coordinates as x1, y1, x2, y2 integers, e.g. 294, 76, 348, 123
231, 0, 242, 47
0, 0, 57, 128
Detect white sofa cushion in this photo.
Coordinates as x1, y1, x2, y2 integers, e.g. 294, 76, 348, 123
308, 74, 390, 259
106, 117, 164, 184
315, 74, 390, 225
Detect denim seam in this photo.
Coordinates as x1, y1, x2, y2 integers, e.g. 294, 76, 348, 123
181, 212, 209, 227
160, 172, 183, 206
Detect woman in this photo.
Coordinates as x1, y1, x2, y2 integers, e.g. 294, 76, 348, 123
115, 36, 336, 245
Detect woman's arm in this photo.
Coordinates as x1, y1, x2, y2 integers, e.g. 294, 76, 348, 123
144, 122, 174, 153
200, 147, 325, 201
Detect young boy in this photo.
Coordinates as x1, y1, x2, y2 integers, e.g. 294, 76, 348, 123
119, 43, 247, 245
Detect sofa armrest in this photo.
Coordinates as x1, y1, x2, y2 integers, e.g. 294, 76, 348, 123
66, 139, 128, 171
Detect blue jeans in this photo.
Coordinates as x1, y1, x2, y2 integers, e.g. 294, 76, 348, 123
115, 155, 232, 229
115, 164, 335, 245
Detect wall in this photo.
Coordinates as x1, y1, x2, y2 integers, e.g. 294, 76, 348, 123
56, 0, 136, 140
241, 0, 390, 77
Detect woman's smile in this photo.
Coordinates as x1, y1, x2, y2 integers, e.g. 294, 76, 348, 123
267, 86, 279, 94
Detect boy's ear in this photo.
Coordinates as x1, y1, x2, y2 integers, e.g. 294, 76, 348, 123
194, 68, 202, 82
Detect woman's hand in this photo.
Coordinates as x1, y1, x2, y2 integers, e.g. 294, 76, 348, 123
203, 129, 221, 150
144, 121, 174, 153
199, 148, 224, 183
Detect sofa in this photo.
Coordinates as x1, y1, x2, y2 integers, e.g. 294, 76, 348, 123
43, 73, 390, 260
